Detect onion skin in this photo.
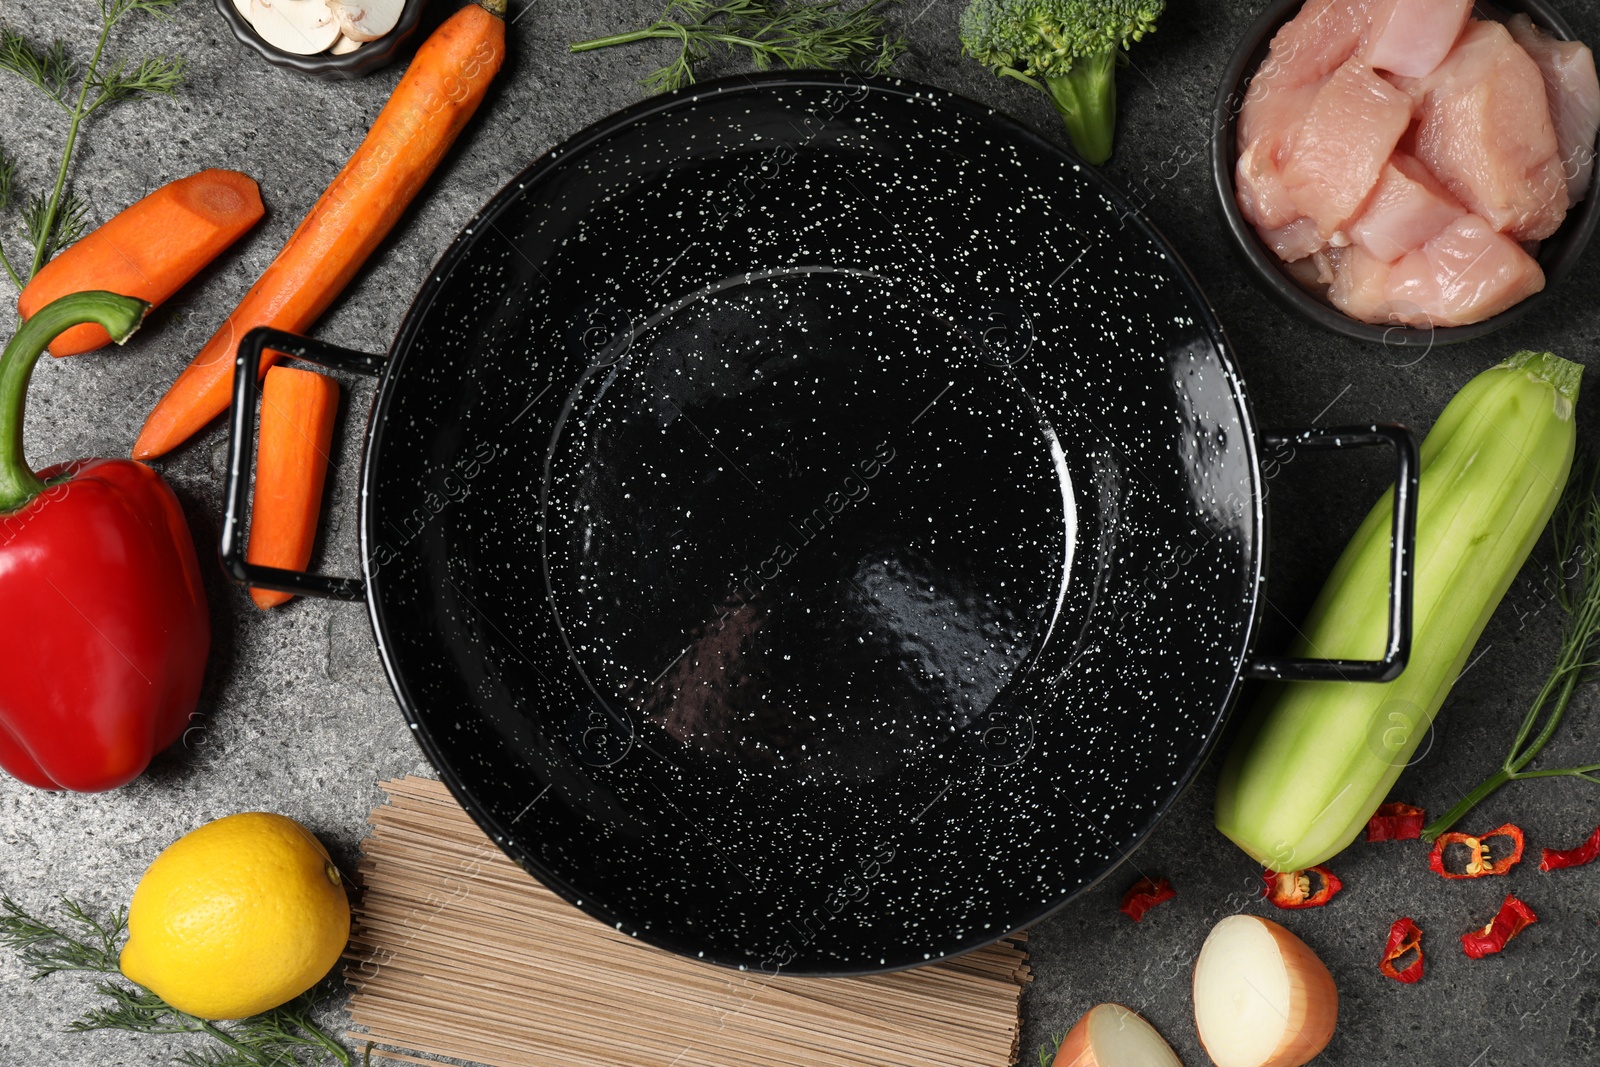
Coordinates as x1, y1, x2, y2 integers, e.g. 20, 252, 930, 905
1056, 1008, 1096, 1066
1262, 920, 1338, 1067
1193, 916, 1338, 1067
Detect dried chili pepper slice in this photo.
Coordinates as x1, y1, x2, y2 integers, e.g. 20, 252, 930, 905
1461, 894, 1537, 959
1262, 865, 1343, 909
1366, 802, 1426, 842
1379, 917, 1424, 983
1427, 822, 1525, 878
1540, 821, 1600, 872
1119, 876, 1176, 922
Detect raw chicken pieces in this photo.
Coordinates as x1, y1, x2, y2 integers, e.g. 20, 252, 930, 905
1260, 217, 1328, 262
1235, 0, 1372, 237
1508, 14, 1600, 202
1255, 0, 1371, 88
1386, 215, 1546, 327
1282, 59, 1414, 237
1411, 20, 1568, 241
1327, 246, 1394, 321
1349, 154, 1465, 261
1329, 215, 1546, 327
1362, 0, 1471, 79
1236, 78, 1324, 230
1235, 0, 1595, 327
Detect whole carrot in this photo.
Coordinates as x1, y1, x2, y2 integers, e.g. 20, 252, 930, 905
19, 170, 264, 357
247, 366, 340, 609
133, 0, 506, 459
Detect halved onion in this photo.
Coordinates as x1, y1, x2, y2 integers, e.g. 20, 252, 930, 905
1054, 1003, 1181, 1067
1193, 915, 1338, 1067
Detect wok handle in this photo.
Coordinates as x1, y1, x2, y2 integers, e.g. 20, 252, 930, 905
1243, 423, 1419, 684
219, 327, 385, 602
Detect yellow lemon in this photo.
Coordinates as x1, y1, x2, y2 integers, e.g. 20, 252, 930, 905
120, 812, 350, 1020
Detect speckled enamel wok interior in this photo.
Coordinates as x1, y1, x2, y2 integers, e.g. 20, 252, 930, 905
239, 74, 1407, 974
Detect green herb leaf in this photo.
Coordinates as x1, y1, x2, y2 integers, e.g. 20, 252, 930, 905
0, 895, 126, 976
26, 188, 91, 256
1037, 1029, 1065, 1067
0, 27, 75, 107
571, 0, 905, 95
22, 189, 93, 261
87, 52, 185, 110
69, 980, 193, 1034
0, 0, 187, 285
0, 143, 17, 214
104, 0, 186, 20
1, 897, 358, 1067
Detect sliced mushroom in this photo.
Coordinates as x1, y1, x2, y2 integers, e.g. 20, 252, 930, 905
231, 0, 251, 19
249, 0, 341, 55
329, 34, 363, 55
328, 0, 404, 43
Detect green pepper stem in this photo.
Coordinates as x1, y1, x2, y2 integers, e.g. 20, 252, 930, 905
0, 291, 147, 511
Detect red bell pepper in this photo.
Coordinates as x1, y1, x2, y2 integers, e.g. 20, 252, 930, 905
0, 292, 210, 792
1428, 823, 1525, 879
1262, 865, 1343, 909
1119, 876, 1176, 922
1366, 802, 1426, 842
1541, 821, 1600, 871
1461, 894, 1537, 959
1379, 917, 1424, 983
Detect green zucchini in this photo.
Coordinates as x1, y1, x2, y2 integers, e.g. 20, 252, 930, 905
1215, 352, 1581, 870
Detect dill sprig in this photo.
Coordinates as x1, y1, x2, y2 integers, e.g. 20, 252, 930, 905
1037, 1029, 1065, 1067
1, 896, 363, 1067
0, 0, 185, 289
570, 0, 905, 95
1423, 454, 1600, 840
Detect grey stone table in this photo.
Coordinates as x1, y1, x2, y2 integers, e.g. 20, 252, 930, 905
2, 1, 1599, 1064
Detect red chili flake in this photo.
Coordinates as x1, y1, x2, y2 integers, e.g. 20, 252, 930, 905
1366, 802, 1426, 842
1540, 821, 1600, 872
1262, 865, 1343, 909
1461, 894, 1538, 959
1379, 917, 1424, 983
1428, 823, 1525, 879
1119, 876, 1176, 922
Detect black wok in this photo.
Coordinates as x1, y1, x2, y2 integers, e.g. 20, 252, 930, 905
221, 73, 1417, 975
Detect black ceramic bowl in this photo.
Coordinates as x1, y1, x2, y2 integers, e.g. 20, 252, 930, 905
212, 0, 427, 80
1211, 0, 1600, 347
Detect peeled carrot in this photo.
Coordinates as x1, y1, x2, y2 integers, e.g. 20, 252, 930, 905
18, 169, 264, 357
132, 0, 507, 460
246, 366, 340, 609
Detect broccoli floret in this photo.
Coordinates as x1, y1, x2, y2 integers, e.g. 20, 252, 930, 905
959, 0, 1165, 165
